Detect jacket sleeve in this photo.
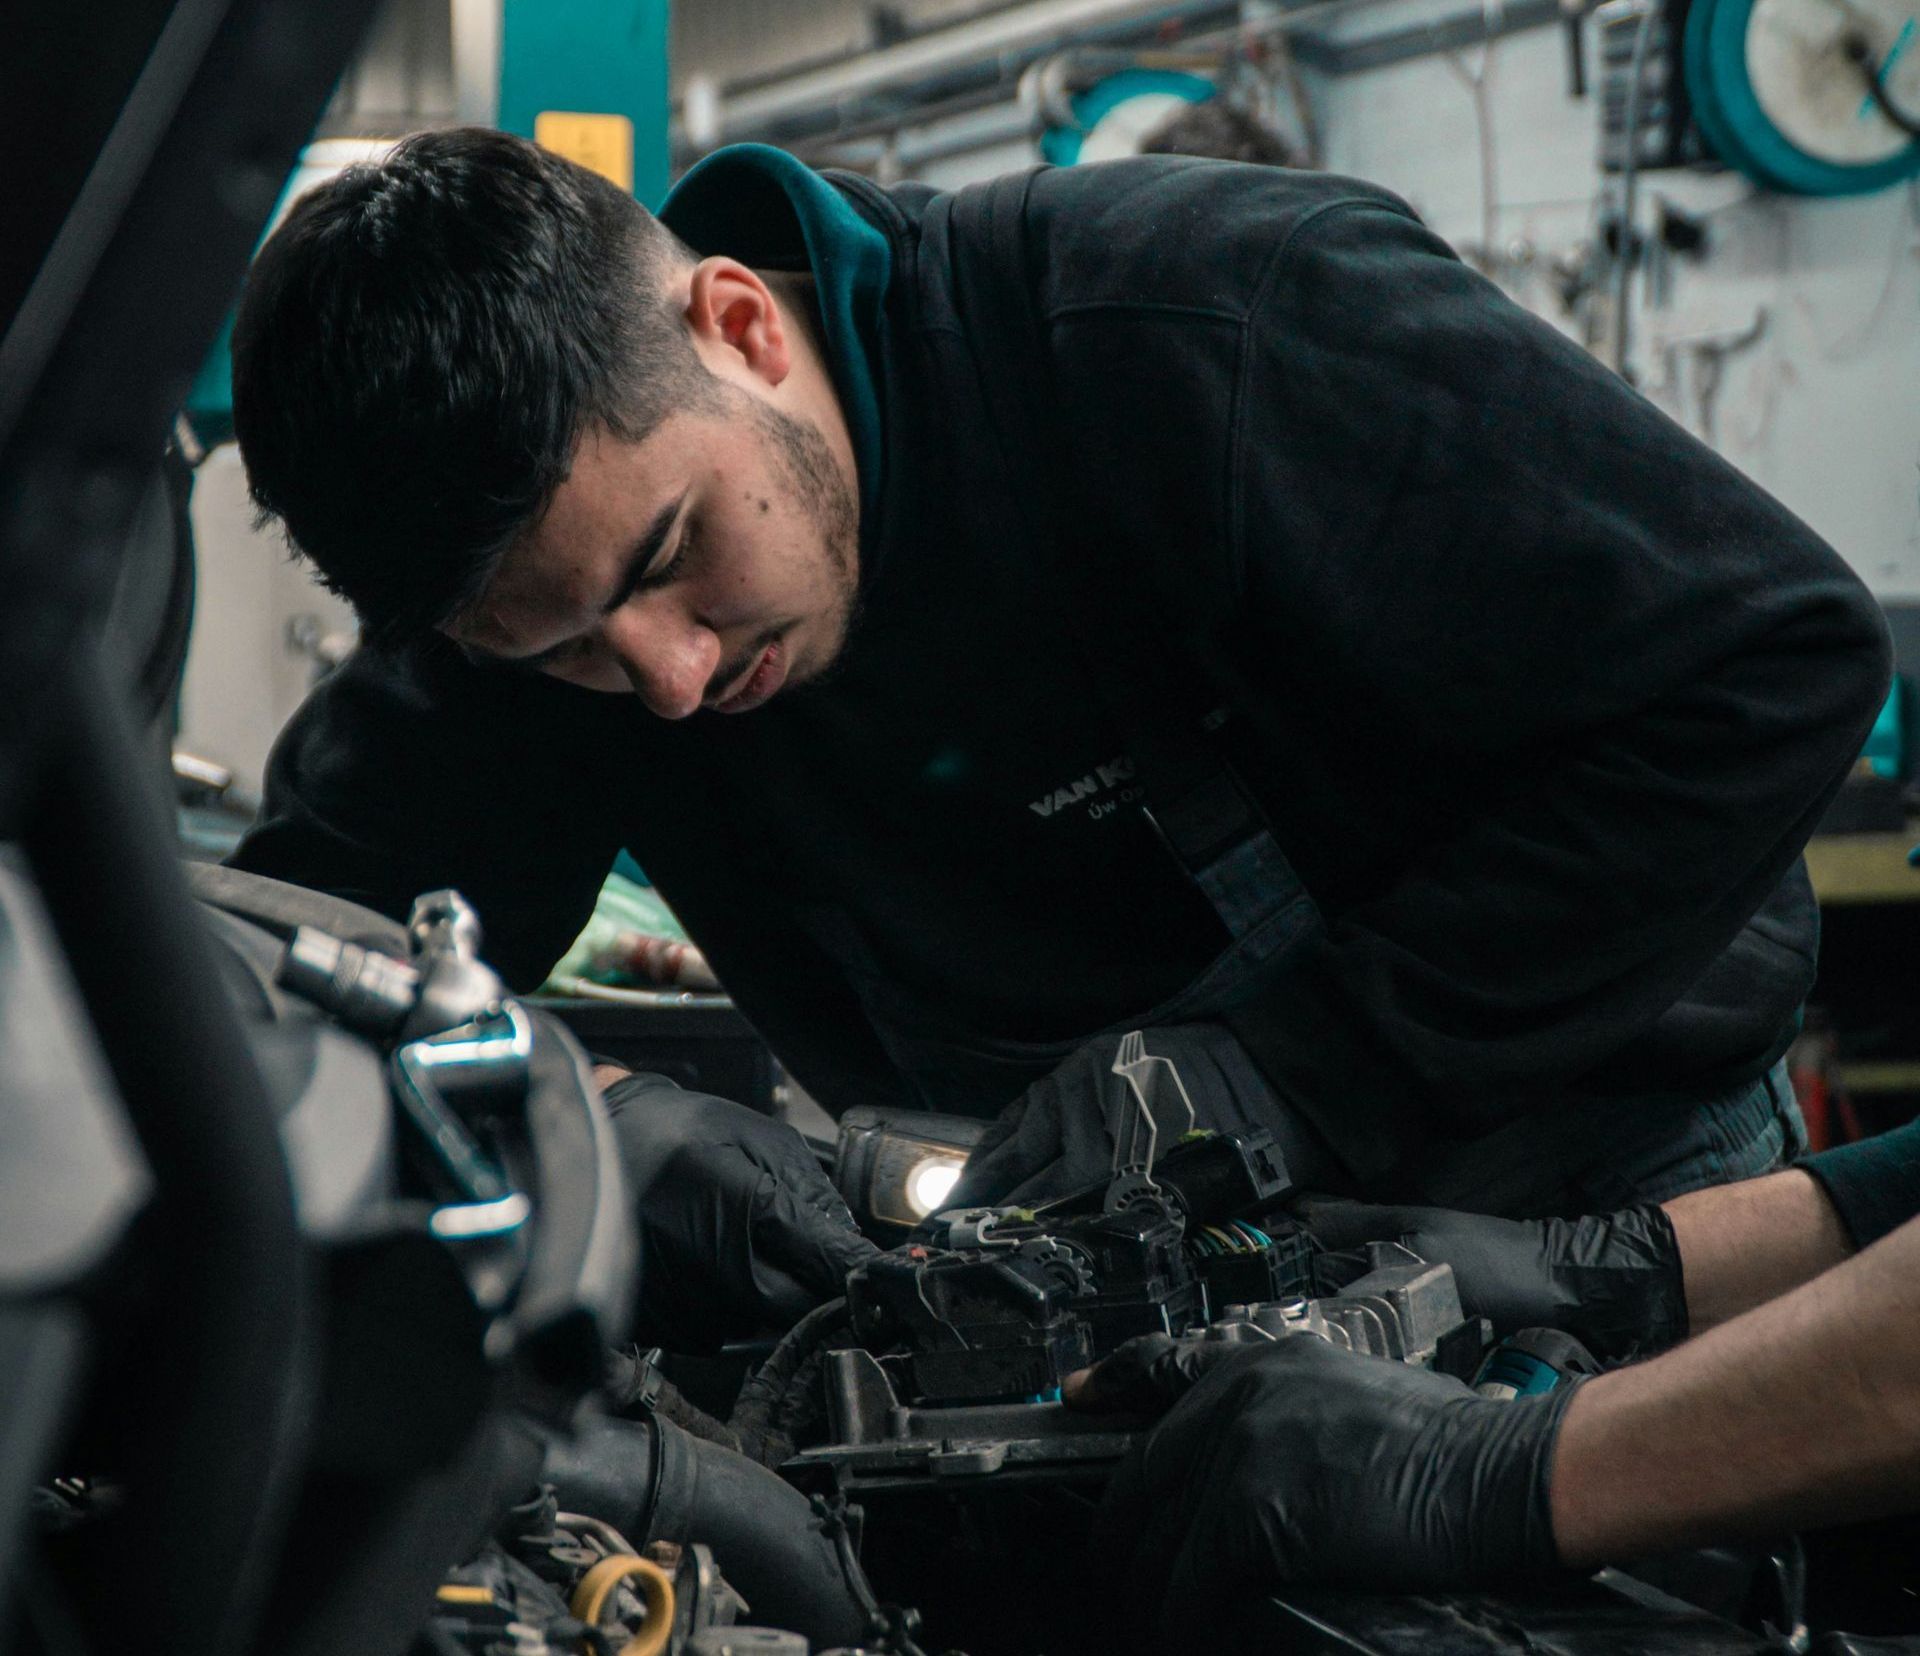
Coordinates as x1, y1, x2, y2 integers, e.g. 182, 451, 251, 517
1224, 200, 1890, 1155
227, 640, 621, 991
233, 642, 919, 1114
1803, 1116, 1920, 1249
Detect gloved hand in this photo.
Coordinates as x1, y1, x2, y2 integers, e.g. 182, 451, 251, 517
950, 1023, 1334, 1208
602, 1074, 879, 1352
1296, 1197, 1687, 1360
1072, 1332, 1581, 1640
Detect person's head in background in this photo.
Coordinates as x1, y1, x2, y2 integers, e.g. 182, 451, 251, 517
1136, 99, 1297, 167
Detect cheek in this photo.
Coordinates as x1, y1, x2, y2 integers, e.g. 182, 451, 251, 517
701, 521, 783, 611
540, 654, 632, 695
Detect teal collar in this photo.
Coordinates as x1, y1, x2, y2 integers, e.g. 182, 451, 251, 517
661, 145, 890, 534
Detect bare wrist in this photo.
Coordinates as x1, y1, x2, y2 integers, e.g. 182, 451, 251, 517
1665, 1167, 1852, 1332
1546, 1374, 1622, 1569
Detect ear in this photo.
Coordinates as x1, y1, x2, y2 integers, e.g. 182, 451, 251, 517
683, 256, 790, 389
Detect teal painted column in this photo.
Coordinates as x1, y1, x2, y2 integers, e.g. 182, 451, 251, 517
499, 0, 672, 207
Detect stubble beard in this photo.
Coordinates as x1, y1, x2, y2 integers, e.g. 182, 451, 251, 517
747, 394, 864, 688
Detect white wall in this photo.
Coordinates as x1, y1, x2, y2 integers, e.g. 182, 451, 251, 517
178, 446, 358, 795
1313, 23, 1920, 597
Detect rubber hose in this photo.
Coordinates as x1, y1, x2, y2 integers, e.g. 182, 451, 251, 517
543, 1414, 868, 1648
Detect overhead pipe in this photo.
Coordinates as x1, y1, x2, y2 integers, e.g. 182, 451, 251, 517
701, 0, 1223, 144
676, 0, 1518, 161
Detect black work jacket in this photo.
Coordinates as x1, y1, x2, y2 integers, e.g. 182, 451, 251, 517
231, 158, 1891, 1179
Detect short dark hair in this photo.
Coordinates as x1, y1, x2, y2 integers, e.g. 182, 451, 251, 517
232, 126, 710, 646
1138, 100, 1296, 167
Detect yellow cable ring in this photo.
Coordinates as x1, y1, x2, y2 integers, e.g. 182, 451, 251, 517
569, 1553, 677, 1656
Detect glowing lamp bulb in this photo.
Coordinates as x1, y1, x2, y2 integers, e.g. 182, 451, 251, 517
904, 1154, 965, 1218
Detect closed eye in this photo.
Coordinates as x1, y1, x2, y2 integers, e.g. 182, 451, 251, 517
607, 497, 696, 611
641, 533, 687, 591
459, 637, 580, 674
637, 524, 692, 591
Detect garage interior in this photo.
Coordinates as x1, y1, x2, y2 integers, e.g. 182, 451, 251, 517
4, 2, 1919, 1654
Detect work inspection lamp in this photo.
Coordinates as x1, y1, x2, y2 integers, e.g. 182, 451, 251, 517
833, 1106, 990, 1230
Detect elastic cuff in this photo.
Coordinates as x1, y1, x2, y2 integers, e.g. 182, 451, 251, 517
1560, 1204, 1688, 1360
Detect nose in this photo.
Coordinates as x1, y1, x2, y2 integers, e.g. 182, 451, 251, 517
602, 604, 721, 719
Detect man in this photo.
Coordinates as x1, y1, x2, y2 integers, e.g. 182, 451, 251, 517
228, 128, 1886, 1328
1069, 1109, 1920, 1644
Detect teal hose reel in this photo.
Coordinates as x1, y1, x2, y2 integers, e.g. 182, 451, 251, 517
1038, 69, 1217, 166
1685, 0, 1920, 193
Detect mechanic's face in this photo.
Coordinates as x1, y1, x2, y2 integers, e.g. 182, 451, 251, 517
449, 262, 859, 717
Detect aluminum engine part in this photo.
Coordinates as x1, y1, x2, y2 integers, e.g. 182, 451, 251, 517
278, 888, 507, 1044
1208, 1241, 1488, 1370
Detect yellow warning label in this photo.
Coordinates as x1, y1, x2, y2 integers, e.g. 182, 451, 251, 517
534, 111, 635, 192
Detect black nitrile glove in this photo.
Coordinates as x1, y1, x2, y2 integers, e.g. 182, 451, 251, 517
1075, 1332, 1581, 1640
1297, 1197, 1687, 1361
950, 1023, 1335, 1208
602, 1074, 879, 1352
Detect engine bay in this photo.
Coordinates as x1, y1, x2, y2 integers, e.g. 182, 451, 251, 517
779, 1129, 1487, 1497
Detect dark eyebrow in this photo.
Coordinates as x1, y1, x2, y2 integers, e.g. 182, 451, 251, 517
454, 491, 687, 674
602, 491, 688, 614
